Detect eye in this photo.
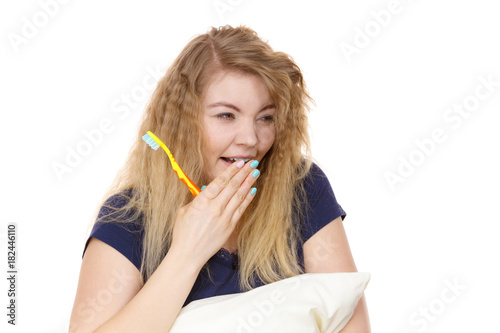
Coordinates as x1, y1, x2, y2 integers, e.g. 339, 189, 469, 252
216, 113, 235, 120
259, 115, 275, 123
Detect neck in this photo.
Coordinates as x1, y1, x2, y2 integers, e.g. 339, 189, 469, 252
222, 231, 238, 253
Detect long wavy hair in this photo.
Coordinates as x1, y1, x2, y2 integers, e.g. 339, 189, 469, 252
91, 25, 314, 291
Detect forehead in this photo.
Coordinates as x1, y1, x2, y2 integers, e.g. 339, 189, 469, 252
202, 70, 272, 104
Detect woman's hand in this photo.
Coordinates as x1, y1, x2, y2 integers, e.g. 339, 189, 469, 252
170, 160, 260, 268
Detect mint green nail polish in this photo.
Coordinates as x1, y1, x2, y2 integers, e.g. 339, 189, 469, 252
250, 160, 259, 168
250, 187, 257, 195
201, 185, 206, 191
252, 170, 260, 177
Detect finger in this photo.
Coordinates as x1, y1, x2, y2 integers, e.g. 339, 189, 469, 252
223, 167, 260, 222
212, 161, 259, 206
201, 160, 247, 200
228, 185, 258, 229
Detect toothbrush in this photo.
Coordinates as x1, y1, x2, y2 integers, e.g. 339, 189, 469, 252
142, 131, 201, 197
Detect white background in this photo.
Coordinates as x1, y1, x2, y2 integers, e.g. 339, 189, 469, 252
1, 0, 499, 332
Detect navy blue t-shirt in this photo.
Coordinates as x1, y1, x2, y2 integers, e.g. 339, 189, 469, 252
82, 163, 346, 307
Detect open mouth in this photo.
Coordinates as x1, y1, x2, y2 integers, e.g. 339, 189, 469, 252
220, 157, 252, 164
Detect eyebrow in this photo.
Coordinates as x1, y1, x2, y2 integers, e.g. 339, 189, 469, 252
207, 101, 276, 112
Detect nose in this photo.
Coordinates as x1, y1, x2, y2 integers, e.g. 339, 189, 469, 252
235, 120, 258, 147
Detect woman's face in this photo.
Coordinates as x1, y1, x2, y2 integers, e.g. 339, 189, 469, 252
201, 70, 276, 182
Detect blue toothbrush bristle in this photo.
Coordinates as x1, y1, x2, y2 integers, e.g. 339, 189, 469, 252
142, 133, 160, 150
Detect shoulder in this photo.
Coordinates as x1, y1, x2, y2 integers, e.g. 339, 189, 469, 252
97, 188, 140, 222
303, 163, 330, 194
302, 163, 345, 217
83, 188, 144, 271
298, 162, 347, 244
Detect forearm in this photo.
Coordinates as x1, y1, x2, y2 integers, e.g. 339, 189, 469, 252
94, 248, 201, 333
339, 294, 371, 333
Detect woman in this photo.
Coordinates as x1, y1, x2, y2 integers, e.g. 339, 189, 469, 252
69, 25, 370, 332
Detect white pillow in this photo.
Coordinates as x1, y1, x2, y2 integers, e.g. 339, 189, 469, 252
170, 272, 370, 333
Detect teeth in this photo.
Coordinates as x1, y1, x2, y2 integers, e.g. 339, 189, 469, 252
228, 158, 251, 162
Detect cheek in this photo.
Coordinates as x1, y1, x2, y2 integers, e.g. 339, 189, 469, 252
259, 127, 276, 152
204, 125, 233, 158
202, 123, 219, 152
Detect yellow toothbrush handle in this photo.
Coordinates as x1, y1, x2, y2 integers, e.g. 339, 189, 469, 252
147, 131, 201, 197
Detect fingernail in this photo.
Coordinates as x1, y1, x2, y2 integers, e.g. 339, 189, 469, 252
201, 185, 206, 191
252, 170, 260, 178
236, 160, 245, 168
250, 187, 257, 195
250, 160, 259, 168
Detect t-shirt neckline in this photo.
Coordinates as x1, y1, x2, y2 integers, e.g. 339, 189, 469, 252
214, 247, 238, 264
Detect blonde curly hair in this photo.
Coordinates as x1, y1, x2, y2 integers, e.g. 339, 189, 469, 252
93, 25, 314, 291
